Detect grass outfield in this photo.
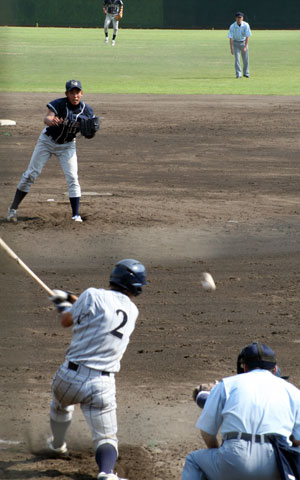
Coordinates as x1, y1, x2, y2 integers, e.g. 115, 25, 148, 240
0, 27, 300, 95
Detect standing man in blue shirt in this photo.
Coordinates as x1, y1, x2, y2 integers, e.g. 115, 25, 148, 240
7, 80, 97, 223
228, 12, 252, 78
182, 342, 300, 480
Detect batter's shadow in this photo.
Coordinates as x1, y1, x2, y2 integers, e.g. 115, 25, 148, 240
0, 458, 95, 479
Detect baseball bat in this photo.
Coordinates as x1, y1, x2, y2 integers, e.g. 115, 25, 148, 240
0, 237, 54, 297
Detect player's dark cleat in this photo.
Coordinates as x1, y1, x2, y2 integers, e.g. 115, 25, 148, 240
72, 215, 83, 222
243, 74, 250, 78
7, 208, 18, 223
47, 436, 69, 457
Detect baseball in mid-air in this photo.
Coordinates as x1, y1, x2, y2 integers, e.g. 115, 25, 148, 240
201, 272, 216, 291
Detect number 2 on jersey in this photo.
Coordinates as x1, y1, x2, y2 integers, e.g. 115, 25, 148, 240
110, 309, 128, 339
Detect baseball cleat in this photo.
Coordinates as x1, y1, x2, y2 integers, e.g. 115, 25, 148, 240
105, 37, 108, 44
72, 215, 83, 222
7, 208, 18, 223
97, 473, 128, 480
111, 40, 115, 46
47, 436, 69, 457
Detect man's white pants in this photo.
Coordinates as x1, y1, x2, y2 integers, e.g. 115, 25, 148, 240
50, 361, 118, 452
104, 14, 119, 36
17, 132, 81, 198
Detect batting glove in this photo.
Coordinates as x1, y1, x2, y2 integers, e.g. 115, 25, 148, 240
50, 289, 73, 304
50, 289, 73, 313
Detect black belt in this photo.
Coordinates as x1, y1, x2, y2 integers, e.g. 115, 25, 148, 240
68, 361, 110, 376
223, 432, 273, 443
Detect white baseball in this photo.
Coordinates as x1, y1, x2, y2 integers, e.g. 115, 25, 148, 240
201, 272, 216, 291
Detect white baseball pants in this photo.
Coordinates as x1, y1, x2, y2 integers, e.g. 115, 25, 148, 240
104, 14, 119, 36
17, 132, 81, 198
50, 361, 118, 451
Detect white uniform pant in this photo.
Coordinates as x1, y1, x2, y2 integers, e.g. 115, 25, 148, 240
233, 40, 249, 77
50, 361, 118, 452
17, 132, 81, 198
182, 439, 281, 480
104, 14, 119, 36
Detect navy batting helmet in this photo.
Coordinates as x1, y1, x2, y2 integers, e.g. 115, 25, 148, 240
110, 259, 147, 296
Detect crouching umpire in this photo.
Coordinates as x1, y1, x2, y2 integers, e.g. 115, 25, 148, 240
182, 342, 300, 480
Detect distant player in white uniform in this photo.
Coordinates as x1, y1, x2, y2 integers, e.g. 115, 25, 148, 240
228, 12, 252, 78
48, 259, 147, 480
103, 0, 123, 46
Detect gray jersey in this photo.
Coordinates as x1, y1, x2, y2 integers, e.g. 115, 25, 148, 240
66, 288, 138, 372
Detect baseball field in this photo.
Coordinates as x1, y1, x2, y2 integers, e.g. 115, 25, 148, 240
1, 27, 300, 479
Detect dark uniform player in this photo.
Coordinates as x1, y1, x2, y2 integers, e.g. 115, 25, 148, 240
7, 80, 96, 223
103, 0, 123, 46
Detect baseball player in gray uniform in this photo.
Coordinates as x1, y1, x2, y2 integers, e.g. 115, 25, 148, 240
7, 80, 96, 224
228, 12, 252, 78
48, 259, 147, 480
103, 0, 123, 46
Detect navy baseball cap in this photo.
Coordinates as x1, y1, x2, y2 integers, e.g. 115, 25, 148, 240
65, 79, 82, 91
237, 341, 277, 373
235, 12, 244, 17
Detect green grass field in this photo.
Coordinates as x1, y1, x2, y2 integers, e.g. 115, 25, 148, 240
1, 27, 300, 95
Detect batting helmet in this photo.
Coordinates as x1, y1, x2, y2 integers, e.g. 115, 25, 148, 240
110, 259, 147, 296
237, 341, 277, 374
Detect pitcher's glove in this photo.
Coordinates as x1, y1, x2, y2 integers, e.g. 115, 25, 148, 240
80, 116, 100, 139
115, 11, 123, 20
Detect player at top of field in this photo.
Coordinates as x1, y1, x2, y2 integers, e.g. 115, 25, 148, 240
103, 0, 123, 46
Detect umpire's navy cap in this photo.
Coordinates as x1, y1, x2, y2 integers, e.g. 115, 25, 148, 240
66, 79, 82, 91
235, 12, 244, 17
237, 341, 277, 373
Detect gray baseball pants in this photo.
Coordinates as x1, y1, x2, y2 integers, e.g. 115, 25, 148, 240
182, 439, 281, 480
17, 132, 81, 198
104, 14, 119, 36
233, 40, 249, 77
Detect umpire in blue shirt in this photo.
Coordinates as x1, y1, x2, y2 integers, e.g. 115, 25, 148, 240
182, 341, 300, 480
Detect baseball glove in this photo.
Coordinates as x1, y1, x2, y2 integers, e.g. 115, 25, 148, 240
115, 11, 123, 21
80, 116, 100, 139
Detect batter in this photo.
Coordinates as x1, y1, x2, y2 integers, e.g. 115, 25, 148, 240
48, 259, 147, 480
7, 80, 96, 223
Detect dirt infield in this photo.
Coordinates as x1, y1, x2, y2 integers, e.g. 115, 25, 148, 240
0, 93, 300, 480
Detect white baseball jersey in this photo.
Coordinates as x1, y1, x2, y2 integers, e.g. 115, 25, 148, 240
228, 21, 252, 41
66, 288, 139, 372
